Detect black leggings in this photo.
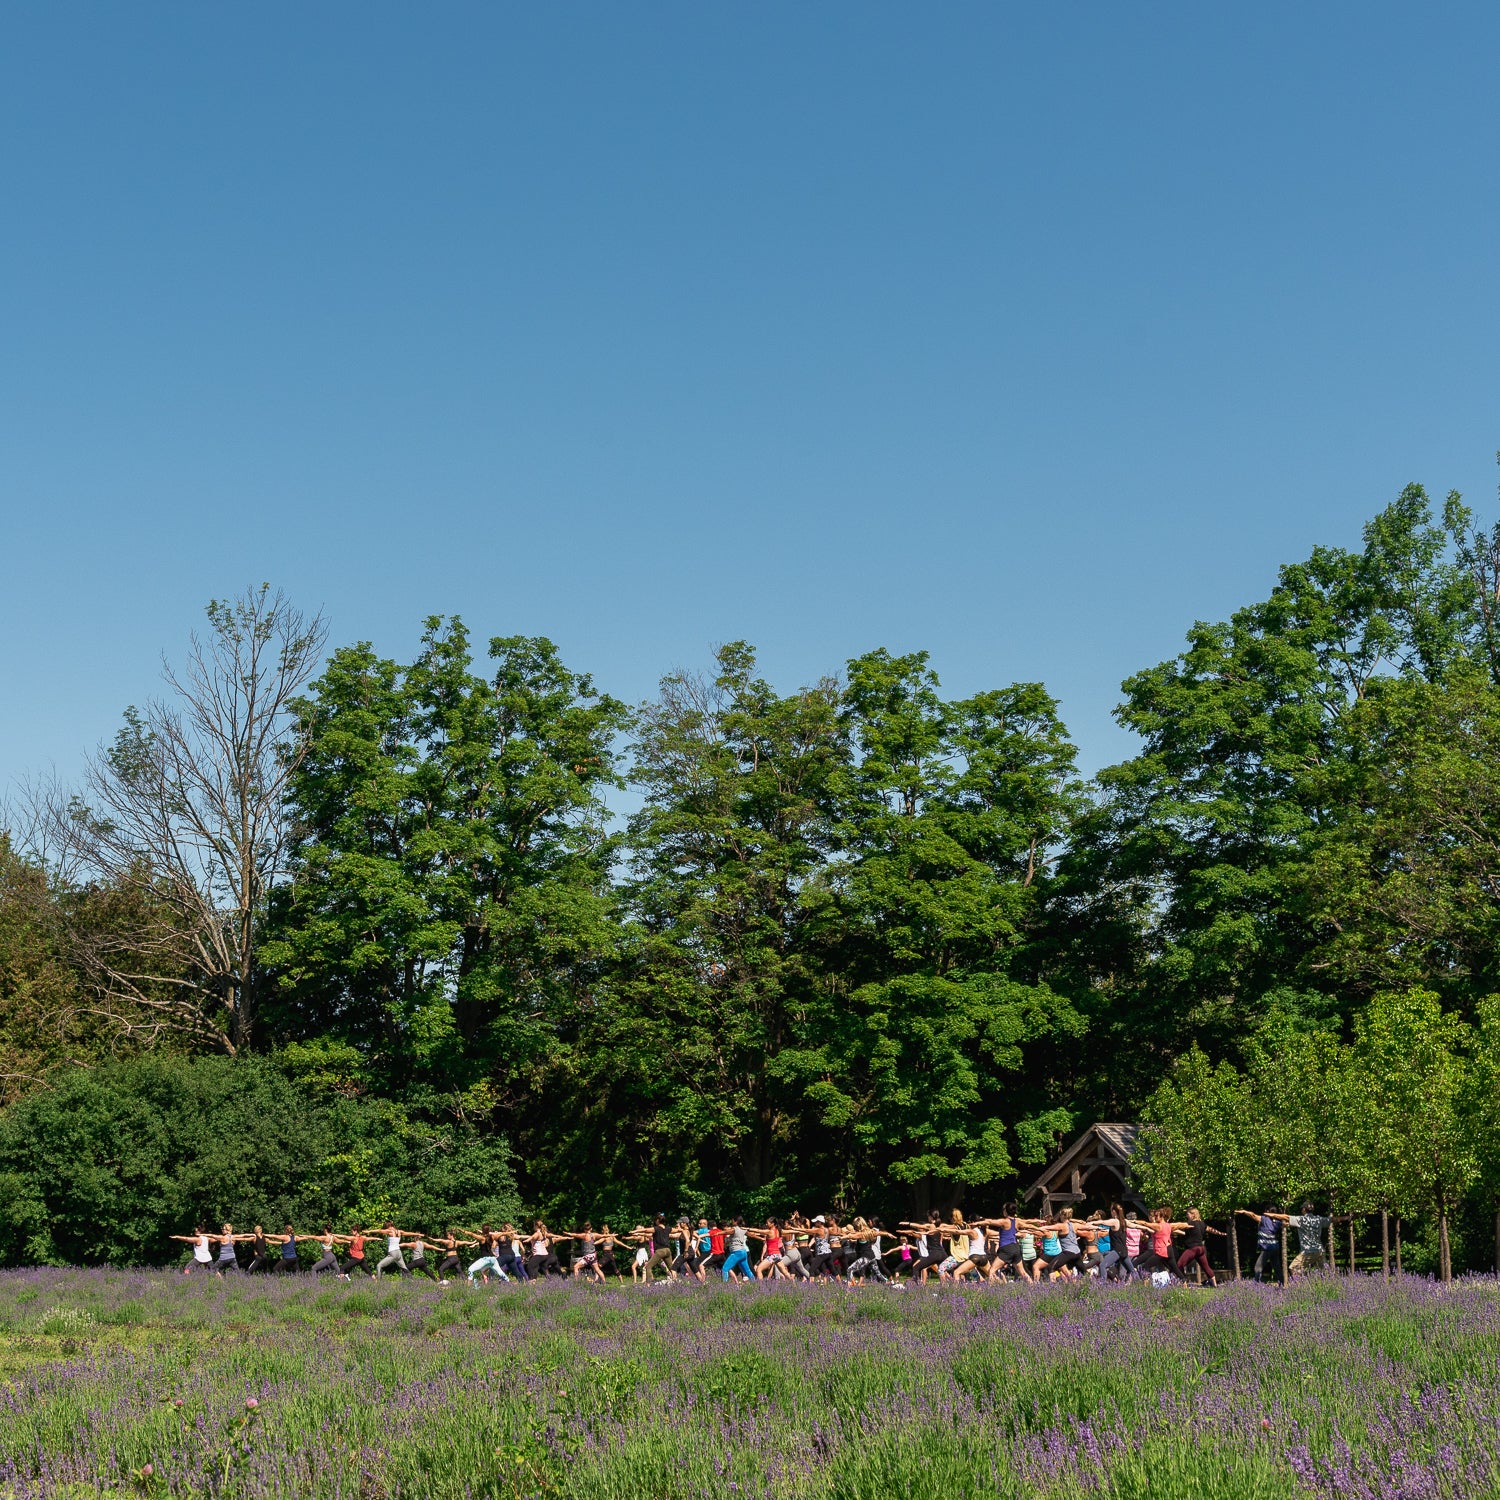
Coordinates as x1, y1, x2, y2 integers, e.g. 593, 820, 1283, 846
276, 1256, 301, 1273
343, 1256, 371, 1276
437, 1253, 462, 1278
410, 1255, 439, 1280
527, 1253, 560, 1278
246, 1254, 276, 1274
808, 1252, 839, 1278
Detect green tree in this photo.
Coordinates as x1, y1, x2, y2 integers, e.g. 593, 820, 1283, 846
601, 642, 845, 1200
792, 650, 1083, 1210
267, 619, 628, 1111
1353, 989, 1476, 1280
0, 836, 88, 1104
1304, 668, 1500, 1006
1466, 996, 1500, 1274
1061, 486, 1483, 1080
1134, 1047, 1251, 1216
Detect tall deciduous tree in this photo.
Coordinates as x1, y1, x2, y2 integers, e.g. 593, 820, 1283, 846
1060, 485, 1490, 1094
60, 587, 327, 1053
612, 643, 844, 1196
793, 651, 1083, 1209
266, 619, 627, 1110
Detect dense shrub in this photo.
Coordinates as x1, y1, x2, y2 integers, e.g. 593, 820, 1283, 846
0, 1053, 519, 1265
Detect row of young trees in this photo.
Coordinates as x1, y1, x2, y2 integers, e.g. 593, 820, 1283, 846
1135, 991, 1500, 1279
5, 475, 1500, 1255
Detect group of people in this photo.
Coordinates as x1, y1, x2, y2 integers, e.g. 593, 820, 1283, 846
172, 1200, 1341, 1288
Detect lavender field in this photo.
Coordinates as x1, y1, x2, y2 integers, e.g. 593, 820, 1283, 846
1, 1271, 1498, 1499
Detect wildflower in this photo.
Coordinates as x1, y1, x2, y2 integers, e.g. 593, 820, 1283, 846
245, 1397, 259, 1410
141, 1464, 154, 1478
172, 1400, 183, 1409
1260, 1418, 1271, 1429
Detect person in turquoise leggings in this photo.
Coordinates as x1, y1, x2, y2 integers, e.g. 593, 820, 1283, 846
721, 1217, 753, 1281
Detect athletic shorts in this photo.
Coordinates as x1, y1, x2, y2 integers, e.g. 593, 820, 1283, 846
997, 1243, 1022, 1263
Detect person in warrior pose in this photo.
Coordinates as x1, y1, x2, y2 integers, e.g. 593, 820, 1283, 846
406, 1229, 437, 1280
1237, 1205, 1283, 1283
342, 1226, 374, 1277
433, 1228, 469, 1283
375, 1222, 411, 1277
671, 1218, 699, 1279
899, 1213, 948, 1285
754, 1218, 790, 1280
244, 1225, 277, 1275
571, 1223, 606, 1283
310, 1226, 346, 1276
720, 1217, 755, 1282
639, 1215, 677, 1282
1263, 1203, 1333, 1276
594, 1225, 622, 1280
805, 1216, 840, 1280
843, 1218, 891, 1284
212, 1223, 243, 1275
467, 1225, 505, 1285
1169, 1208, 1224, 1287
172, 1226, 215, 1276
526, 1221, 569, 1278
981, 1205, 1028, 1282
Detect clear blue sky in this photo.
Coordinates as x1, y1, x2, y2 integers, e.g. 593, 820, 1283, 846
4, 2, 1498, 797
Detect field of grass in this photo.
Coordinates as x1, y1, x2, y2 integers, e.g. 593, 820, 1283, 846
1, 1269, 1498, 1499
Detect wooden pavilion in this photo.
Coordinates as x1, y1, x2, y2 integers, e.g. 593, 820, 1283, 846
1024, 1122, 1143, 1218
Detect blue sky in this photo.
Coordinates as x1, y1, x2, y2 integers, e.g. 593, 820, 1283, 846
3, 2, 1498, 798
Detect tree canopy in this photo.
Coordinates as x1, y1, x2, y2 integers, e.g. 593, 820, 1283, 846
7, 475, 1500, 1265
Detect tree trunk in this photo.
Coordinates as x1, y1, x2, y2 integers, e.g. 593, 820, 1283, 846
1279, 1221, 1289, 1288
1493, 1208, 1499, 1277
1395, 1217, 1402, 1274
1327, 1215, 1336, 1274
1347, 1216, 1356, 1276
1380, 1206, 1389, 1280
1439, 1204, 1451, 1283
1228, 1215, 1241, 1281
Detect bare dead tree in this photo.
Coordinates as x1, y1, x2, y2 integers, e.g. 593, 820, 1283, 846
59, 586, 327, 1054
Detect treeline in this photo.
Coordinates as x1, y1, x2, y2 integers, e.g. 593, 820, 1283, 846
5, 480, 1500, 1266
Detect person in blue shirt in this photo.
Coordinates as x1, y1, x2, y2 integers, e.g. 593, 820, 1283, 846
1237, 1205, 1283, 1282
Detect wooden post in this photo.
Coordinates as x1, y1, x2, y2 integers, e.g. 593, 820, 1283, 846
1395, 1217, 1402, 1274
1279, 1220, 1289, 1287
1380, 1206, 1390, 1280
1439, 1203, 1451, 1283
1229, 1215, 1241, 1282
1347, 1216, 1356, 1276
1327, 1213, 1337, 1274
